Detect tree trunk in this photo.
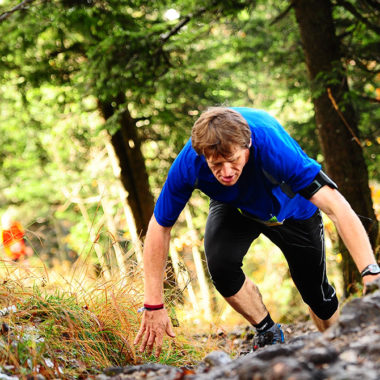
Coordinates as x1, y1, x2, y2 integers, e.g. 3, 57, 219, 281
98, 94, 154, 237
293, 0, 378, 296
98, 95, 179, 294
104, 133, 143, 265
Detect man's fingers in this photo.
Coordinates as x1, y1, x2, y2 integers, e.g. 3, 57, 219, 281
166, 322, 176, 338
146, 332, 156, 354
155, 334, 163, 357
134, 326, 145, 345
134, 310, 176, 356
139, 329, 151, 352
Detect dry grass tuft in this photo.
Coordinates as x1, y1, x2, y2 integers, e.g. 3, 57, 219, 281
0, 259, 217, 379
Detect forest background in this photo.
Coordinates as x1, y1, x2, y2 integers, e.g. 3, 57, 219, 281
0, 0, 379, 376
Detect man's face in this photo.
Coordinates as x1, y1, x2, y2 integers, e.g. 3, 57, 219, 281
205, 145, 250, 186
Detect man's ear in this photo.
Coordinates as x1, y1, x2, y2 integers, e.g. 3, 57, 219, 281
248, 138, 252, 148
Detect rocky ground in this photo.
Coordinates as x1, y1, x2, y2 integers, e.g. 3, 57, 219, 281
95, 279, 380, 380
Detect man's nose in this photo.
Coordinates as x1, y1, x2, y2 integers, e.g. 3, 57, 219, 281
221, 163, 233, 176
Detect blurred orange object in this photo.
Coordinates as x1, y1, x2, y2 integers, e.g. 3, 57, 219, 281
1, 220, 29, 261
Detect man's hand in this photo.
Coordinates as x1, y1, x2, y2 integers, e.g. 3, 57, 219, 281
363, 273, 380, 295
134, 308, 175, 357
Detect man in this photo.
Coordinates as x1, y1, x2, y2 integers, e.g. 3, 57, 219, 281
134, 107, 380, 357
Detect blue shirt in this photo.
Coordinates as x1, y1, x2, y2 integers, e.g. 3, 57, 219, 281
154, 108, 321, 227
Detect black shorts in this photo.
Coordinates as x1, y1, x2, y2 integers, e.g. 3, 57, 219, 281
204, 200, 338, 320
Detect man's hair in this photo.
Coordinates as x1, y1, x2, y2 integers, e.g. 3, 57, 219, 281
191, 107, 251, 158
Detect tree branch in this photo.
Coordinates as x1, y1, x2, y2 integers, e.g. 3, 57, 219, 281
345, 56, 380, 74
359, 0, 380, 11
270, 1, 295, 26
160, 0, 220, 43
327, 87, 362, 147
359, 95, 380, 103
0, 0, 37, 23
335, 0, 380, 35
160, 15, 192, 43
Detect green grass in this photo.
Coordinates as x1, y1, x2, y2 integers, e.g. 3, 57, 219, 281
0, 264, 217, 379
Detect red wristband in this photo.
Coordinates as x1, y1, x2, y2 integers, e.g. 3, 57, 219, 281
143, 303, 164, 310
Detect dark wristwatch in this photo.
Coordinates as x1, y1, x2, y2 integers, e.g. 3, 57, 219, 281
360, 264, 380, 277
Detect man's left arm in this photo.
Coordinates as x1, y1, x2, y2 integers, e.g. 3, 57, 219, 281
309, 186, 380, 291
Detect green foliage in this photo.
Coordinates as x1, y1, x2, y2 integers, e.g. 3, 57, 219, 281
0, 0, 378, 341
0, 269, 211, 378
0, 283, 129, 377
331, 0, 380, 178
0, 0, 253, 206
1, 0, 377, 215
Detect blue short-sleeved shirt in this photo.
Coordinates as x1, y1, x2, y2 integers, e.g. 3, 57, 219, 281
154, 107, 321, 227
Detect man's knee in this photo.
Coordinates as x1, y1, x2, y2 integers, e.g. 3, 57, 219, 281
206, 256, 245, 297
305, 291, 339, 320
212, 273, 246, 298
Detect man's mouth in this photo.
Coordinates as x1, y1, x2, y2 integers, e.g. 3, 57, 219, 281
220, 175, 235, 184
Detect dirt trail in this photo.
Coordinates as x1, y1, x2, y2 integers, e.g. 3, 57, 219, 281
96, 279, 380, 380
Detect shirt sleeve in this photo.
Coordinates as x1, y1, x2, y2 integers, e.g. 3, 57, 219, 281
153, 141, 195, 227
253, 115, 321, 193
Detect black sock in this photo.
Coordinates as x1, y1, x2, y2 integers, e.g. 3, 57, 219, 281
253, 313, 275, 333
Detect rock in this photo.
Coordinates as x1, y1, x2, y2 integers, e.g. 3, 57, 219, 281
263, 357, 320, 380
324, 362, 380, 380
203, 351, 232, 367
97, 288, 380, 380
98, 364, 182, 380
338, 349, 358, 363
288, 331, 322, 344
234, 357, 266, 380
328, 291, 380, 337
364, 278, 380, 294
103, 367, 125, 376
303, 346, 338, 364
253, 344, 294, 361
0, 374, 19, 380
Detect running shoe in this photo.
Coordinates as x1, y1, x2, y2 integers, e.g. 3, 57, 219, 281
252, 323, 285, 351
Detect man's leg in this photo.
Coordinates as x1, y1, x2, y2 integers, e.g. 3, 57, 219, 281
263, 210, 339, 331
225, 276, 285, 349
309, 307, 339, 332
204, 201, 284, 348
224, 276, 268, 325
204, 200, 260, 300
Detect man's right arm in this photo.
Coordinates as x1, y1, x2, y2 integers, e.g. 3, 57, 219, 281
134, 215, 175, 357
134, 140, 195, 356
143, 215, 172, 304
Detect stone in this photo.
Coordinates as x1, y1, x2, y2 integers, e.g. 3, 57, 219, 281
254, 345, 294, 361
303, 346, 338, 364
339, 350, 358, 363
263, 357, 319, 380
203, 351, 232, 367
234, 357, 266, 380
364, 278, 380, 294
